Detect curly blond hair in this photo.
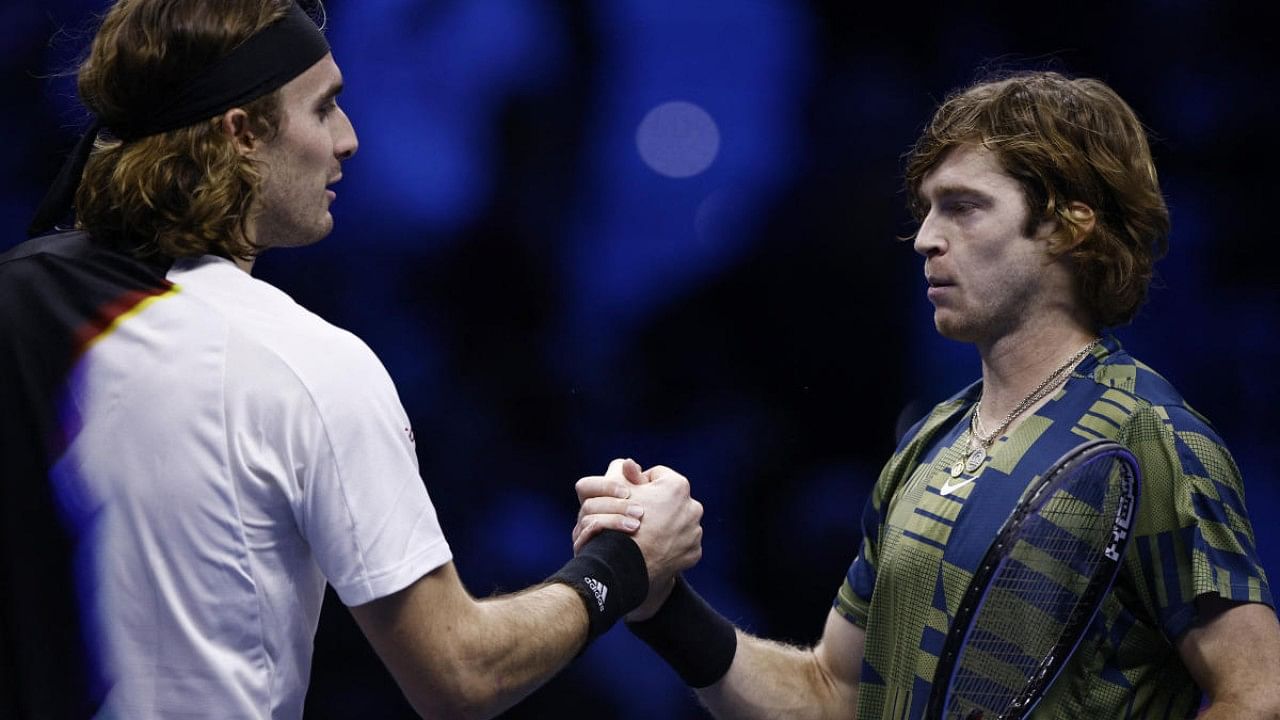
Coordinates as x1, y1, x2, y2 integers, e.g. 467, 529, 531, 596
905, 71, 1171, 328
74, 0, 294, 260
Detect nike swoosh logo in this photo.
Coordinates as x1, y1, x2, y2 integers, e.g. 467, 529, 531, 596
939, 476, 975, 496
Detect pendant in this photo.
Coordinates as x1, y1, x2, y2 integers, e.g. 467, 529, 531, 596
949, 460, 965, 478
964, 447, 987, 474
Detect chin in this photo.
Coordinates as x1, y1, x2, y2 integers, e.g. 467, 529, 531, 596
295, 214, 334, 246
933, 313, 981, 344
314, 215, 334, 241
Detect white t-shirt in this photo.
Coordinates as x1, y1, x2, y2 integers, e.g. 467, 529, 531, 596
51, 255, 452, 718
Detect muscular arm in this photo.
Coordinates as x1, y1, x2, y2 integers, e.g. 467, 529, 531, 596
350, 460, 702, 720
576, 468, 863, 719
350, 561, 588, 720
696, 609, 864, 720
1180, 597, 1280, 719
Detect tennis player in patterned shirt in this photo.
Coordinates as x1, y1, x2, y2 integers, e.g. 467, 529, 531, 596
575, 70, 1280, 719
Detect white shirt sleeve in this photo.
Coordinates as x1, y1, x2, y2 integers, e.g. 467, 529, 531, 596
241, 323, 453, 607
296, 333, 452, 605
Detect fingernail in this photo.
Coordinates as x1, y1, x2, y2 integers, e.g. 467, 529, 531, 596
622, 517, 640, 531
626, 504, 644, 519
614, 486, 631, 499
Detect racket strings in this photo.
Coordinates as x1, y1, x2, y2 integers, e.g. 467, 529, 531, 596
943, 456, 1130, 719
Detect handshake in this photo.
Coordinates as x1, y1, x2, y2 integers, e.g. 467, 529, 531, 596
552, 458, 738, 692
550, 456, 742, 691
570, 458, 705, 621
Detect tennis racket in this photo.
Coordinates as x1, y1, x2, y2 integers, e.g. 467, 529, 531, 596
926, 438, 1140, 720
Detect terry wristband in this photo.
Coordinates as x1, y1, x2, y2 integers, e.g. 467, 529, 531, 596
626, 575, 738, 688
548, 530, 648, 645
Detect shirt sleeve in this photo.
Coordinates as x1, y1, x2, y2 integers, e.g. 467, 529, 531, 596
1122, 404, 1273, 641
834, 489, 885, 628
833, 405, 951, 628
288, 332, 453, 607
834, 440, 918, 628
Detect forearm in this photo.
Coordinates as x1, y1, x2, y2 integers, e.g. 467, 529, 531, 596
1180, 599, 1280, 720
443, 583, 588, 719
352, 563, 603, 720
1198, 700, 1280, 720
697, 631, 857, 720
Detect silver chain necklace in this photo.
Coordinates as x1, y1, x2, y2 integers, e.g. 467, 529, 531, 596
949, 339, 1100, 478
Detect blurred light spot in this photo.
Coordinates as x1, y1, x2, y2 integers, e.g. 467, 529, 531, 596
635, 101, 720, 178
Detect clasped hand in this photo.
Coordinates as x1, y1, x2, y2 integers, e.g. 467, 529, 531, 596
573, 459, 703, 621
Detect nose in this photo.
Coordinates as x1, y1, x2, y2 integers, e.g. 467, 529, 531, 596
913, 210, 944, 258
334, 106, 358, 161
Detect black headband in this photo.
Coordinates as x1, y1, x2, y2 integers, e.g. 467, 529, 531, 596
28, 2, 331, 238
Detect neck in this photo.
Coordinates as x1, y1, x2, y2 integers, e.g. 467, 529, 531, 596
232, 255, 256, 274
975, 317, 1098, 425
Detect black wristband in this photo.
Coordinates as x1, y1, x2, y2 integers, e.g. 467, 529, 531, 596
626, 575, 737, 688
548, 530, 649, 646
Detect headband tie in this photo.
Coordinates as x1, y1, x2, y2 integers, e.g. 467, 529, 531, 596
28, 2, 330, 237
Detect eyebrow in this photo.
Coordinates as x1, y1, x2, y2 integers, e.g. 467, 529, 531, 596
926, 183, 993, 199
921, 183, 995, 206
316, 81, 344, 106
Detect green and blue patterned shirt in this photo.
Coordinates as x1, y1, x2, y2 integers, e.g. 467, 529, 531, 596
834, 336, 1273, 719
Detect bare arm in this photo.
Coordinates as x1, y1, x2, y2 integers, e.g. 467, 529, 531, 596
350, 562, 588, 720
576, 468, 863, 719
1181, 597, 1280, 719
350, 459, 703, 720
696, 608, 864, 720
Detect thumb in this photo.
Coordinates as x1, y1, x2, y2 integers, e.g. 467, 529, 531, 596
623, 458, 649, 485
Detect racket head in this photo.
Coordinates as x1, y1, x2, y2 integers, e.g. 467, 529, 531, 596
926, 439, 1141, 720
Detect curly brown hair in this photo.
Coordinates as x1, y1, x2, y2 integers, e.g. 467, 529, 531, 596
904, 71, 1171, 329
74, 0, 295, 260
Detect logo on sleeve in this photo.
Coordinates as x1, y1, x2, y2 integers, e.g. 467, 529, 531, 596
583, 576, 608, 612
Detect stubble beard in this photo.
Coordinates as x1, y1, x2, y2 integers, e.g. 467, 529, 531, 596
933, 274, 1039, 346
251, 182, 332, 251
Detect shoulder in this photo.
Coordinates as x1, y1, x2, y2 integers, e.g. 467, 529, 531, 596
1066, 337, 1222, 442
869, 381, 978, 506
170, 258, 399, 416
0, 230, 94, 265
1079, 340, 1243, 509
896, 380, 980, 449
1, 231, 171, 303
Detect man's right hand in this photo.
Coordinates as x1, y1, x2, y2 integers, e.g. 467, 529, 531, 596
573, 459, 703, 619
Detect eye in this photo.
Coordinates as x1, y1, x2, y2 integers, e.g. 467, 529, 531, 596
317, 100, 338, 119
945, 200, 979, 216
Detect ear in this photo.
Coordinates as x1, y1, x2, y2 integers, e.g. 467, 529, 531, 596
217, 108, 257, 155
1047, 201, 1097, 253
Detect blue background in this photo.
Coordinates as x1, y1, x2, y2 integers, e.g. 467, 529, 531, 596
3, 1, 1277, 717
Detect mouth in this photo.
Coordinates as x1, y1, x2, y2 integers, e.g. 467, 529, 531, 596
925, 276, 955, 301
